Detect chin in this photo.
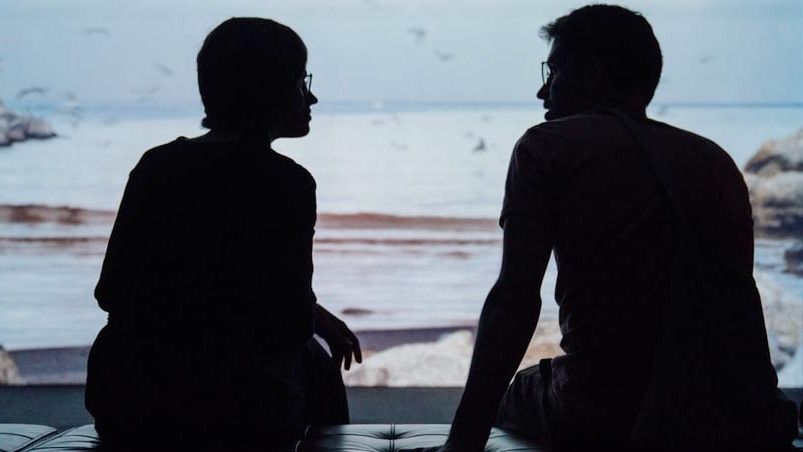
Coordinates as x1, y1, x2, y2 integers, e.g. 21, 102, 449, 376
275, 125, 310, 139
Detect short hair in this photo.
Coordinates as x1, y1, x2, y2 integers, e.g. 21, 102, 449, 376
540, 4, 662, 104
197, 18, 307, 131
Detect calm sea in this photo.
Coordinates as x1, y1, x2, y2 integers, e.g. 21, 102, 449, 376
0, 103, 801, 352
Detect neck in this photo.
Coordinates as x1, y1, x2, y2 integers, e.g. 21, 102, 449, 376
617, 104, 647, 119
588, 103, 646, 119
190, 129, 273, 145
605, 95, 648, 118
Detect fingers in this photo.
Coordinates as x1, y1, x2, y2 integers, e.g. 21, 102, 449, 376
329, 338, 360, 370
316, 306, 363, 370
348, 332, 363, 364
335, 340, 356, 370
344, 346, 352, 370
337, 324, 362, 365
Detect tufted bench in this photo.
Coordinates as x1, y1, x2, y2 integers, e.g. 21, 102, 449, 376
2, 423, 803, 452
0, 424, 57, 451
296, 424, 544, 451
0, 423, 542, 452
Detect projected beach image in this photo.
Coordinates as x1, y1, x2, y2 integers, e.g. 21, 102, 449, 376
1, 0, 802, 386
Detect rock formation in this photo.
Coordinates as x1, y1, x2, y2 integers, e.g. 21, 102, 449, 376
342, 321, 562, 387
756, 271, 803, 369
0, 102, 56, 146
0, 345, 24, 385
743, 128, 803, 238
343, 330, 474, 386
784, 241, 803, 276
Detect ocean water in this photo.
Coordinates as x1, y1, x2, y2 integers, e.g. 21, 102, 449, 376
0, 104, 801, 357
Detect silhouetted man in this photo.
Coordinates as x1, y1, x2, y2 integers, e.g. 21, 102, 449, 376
424, 5, 798, 452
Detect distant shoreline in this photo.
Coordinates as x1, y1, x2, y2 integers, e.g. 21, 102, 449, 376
5, 101, 802, 125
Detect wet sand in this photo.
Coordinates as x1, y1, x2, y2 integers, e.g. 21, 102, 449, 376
7, 325, 481, 385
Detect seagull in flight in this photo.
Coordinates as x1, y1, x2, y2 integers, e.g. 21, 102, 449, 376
152, 63, 174, 77
434, 50, 455, 62
16, 87, 48, 99
81, 27, 112, 37
407, 27, 427, 44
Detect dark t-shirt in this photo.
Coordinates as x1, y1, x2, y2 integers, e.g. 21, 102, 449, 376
86, 137, 317, 441
501, 112, 790, 442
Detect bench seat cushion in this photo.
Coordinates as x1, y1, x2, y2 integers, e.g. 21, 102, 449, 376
24, 425, 102, 452
296, 424, 547, 452
0, 424, 57, 452
2, 423, 802, 451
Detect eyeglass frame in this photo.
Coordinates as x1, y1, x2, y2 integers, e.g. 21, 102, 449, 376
540, 61, 552, 86
303, 73, 313, 92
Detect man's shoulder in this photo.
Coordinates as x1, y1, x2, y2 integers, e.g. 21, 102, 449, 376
521, 113, 630, 149
524, 113, 726, 154
516, 113, 629, 157
641, 117, 724, 150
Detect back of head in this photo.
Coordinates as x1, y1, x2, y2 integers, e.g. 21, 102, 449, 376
197, 17, 307, 133
541, 4, 662, 105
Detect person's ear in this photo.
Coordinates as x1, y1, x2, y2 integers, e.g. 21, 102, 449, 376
584, 57, 616, 102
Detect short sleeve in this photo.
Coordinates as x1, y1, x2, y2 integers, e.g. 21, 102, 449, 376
499, 129, 558, 230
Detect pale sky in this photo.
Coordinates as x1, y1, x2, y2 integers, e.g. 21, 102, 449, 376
1, 0, 801, 108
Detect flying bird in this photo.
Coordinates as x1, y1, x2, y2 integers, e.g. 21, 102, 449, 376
407, 27, 427, 44
81, 27, 112, 37
16, 87, 48, 99
362, 0, 397, 12
434, 50, 455, 62
152, 63, 174, 77
134, 84, 160, 102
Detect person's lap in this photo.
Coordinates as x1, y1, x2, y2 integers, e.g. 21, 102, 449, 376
90, 336, 347, 450
495, 359, 555, 445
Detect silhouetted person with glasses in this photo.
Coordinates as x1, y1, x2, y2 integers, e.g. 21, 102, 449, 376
414, 5, 797, 452
85, 18, 361, 451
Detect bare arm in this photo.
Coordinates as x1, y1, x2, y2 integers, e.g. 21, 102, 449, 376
444, 215, 553, 451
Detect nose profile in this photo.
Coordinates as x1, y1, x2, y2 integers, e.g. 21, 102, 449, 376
537, 82, 548, 101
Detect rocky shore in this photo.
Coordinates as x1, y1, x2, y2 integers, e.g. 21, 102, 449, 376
343, 321, 561, 387
744, 128, 803, 258
0, 346, 24, 384
0, 102, 56, 147
745, 128, 803, 366
784, 241, 803, 276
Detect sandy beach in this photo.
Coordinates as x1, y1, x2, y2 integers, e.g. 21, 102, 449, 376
6, 322, 564, 386
5, 326, 479, 384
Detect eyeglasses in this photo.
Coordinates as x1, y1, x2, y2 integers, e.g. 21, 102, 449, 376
541, 61, 552, 85
303, 73, 313, 92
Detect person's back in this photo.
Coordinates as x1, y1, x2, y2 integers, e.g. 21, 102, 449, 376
86, 139, 318, 444
511, 111, 794, 448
